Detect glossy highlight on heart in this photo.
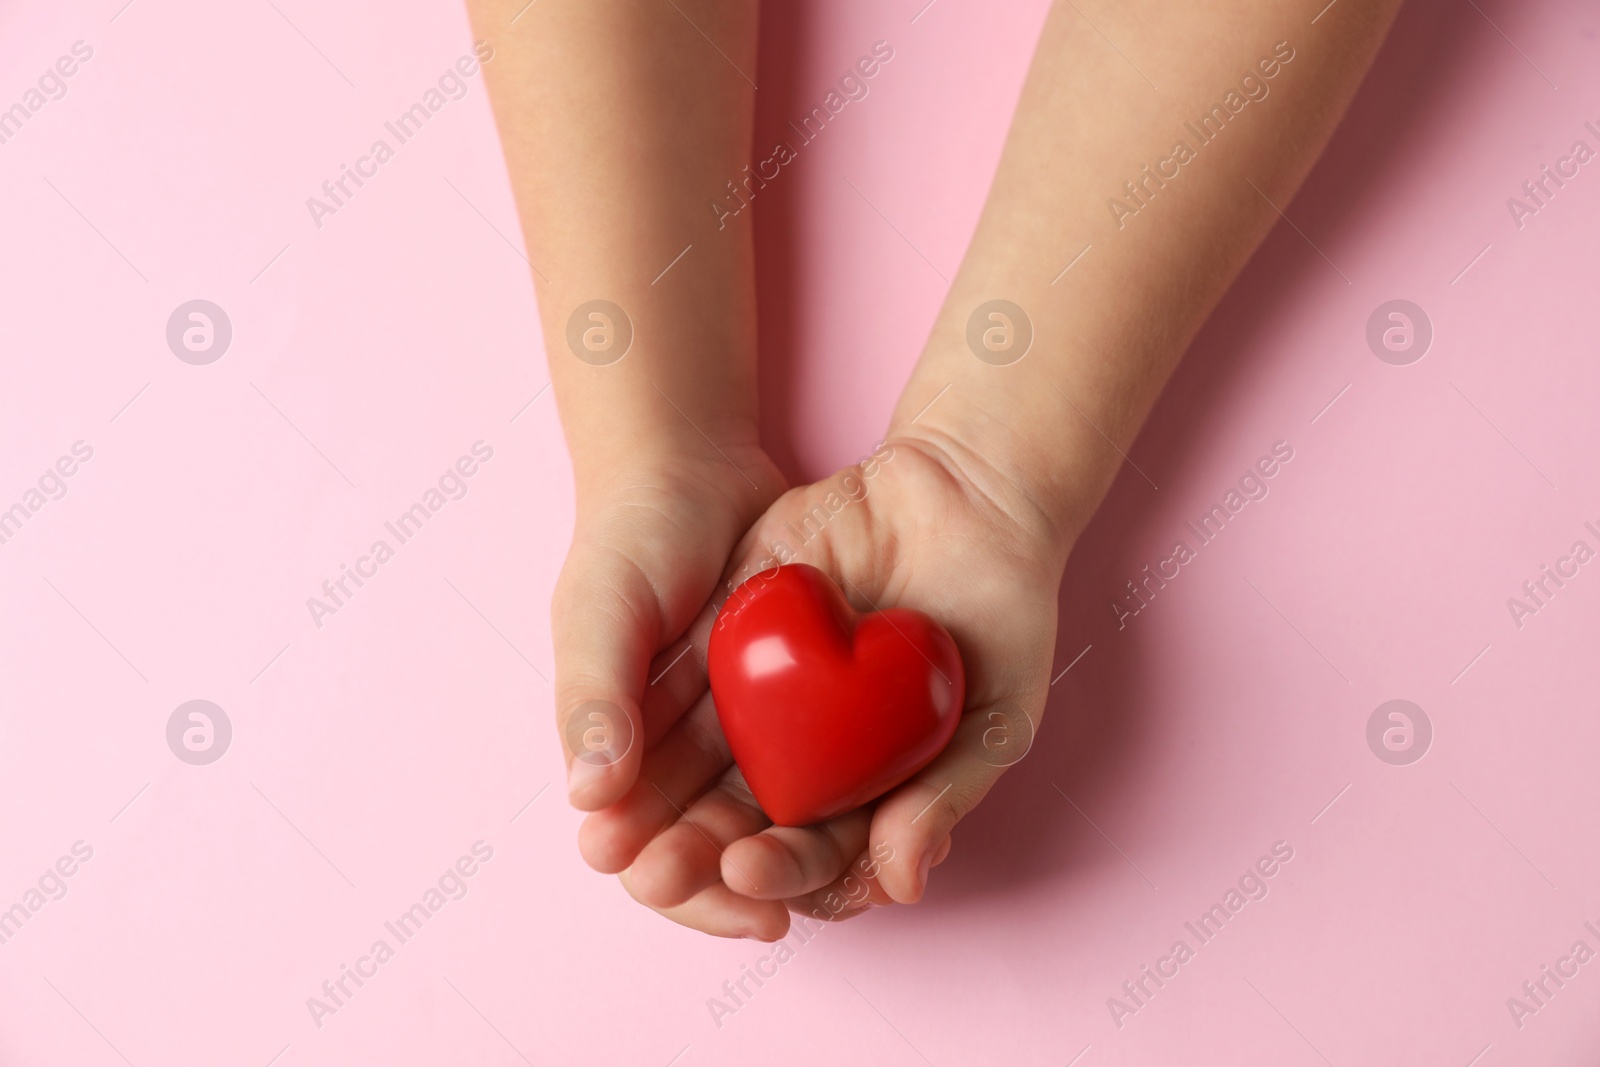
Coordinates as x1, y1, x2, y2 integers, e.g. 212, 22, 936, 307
708, 564, 966, 827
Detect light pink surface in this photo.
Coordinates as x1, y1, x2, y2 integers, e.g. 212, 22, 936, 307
2, 1, 1597, 1064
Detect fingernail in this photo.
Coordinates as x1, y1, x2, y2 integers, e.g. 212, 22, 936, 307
567, 753, 618, 800
914, 848, 934, 898
562, 701, 634, 803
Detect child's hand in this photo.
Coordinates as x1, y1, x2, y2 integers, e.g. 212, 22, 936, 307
477, 0, 1403, 943
556, 445, 782, 811
577, 435, 1067, 938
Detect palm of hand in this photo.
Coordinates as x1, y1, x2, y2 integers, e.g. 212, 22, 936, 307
579, 437, 1064, 939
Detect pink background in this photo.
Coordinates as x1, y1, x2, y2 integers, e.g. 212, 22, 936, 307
2, 0, 1598, 1063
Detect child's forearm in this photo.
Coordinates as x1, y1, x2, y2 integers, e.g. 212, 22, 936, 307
469, 0, 762, 498
893, 0, 1402, 554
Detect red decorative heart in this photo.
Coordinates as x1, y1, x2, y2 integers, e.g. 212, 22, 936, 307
708, 563, 966, 827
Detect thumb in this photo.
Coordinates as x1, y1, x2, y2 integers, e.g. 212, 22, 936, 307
552, 541, 663, 810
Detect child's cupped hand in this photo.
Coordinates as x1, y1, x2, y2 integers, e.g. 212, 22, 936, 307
554, 443, 784, 812
567, 433, 1068, 939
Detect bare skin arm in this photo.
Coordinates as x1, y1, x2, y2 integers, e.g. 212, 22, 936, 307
467, 0, 780, 812
470, 0, 1403, 938
891, 1, 1403, 545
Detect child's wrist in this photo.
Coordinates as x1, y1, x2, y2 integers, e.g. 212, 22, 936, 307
565, 425, 772, 518
888, 374, 1118, 570
880, 419, 1079, 580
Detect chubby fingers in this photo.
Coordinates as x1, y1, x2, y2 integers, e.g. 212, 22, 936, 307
619, 770, 792, 941
783, 833, 952, 923
623, 880, 791, 942
718, 809, 874, 900
624, 769, 770, 909
578, 693, 734, 873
